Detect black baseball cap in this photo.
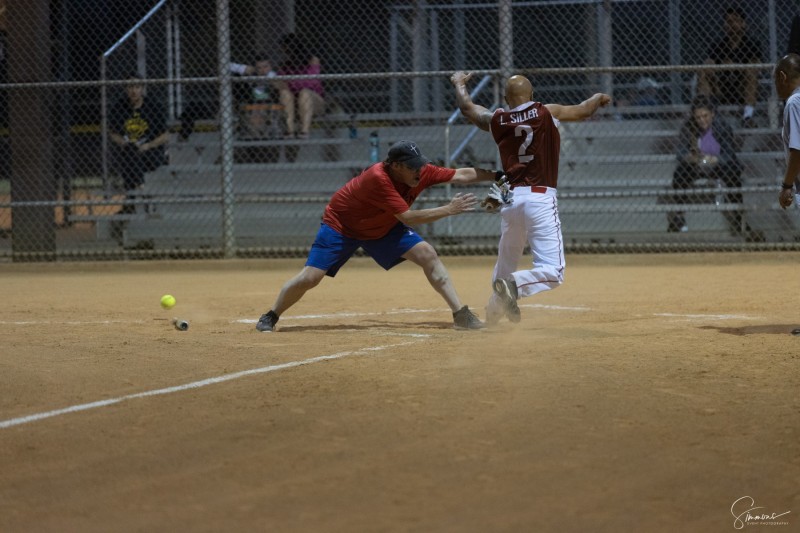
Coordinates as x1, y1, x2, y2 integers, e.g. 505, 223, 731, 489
386, 140, 430, 170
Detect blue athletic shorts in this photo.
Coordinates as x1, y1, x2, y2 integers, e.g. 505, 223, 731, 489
306, 222, 424, 277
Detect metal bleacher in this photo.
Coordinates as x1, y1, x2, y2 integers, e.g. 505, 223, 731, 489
119, 114, 460, 249
554, 115, 786, 245
83, 106, 791, 252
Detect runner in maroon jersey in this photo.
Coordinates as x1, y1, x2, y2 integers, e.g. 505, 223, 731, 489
491, 99, 562, 188
254, 140, 502, 332
451, 71, 611, 324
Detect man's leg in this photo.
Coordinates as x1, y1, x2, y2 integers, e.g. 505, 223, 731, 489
272, 265, 327, 316
512, 192, 565, 298
402, 242, 462, 312
668, 161, 694, 231
257, 266, 326, 332
402, 242, 483, 330
487, 200, 526, 322
717, 161, 746, 235
258, 223, 357, 332
111, 144, 133, 190
113, 145, 142, 214
490, 195, 563, 321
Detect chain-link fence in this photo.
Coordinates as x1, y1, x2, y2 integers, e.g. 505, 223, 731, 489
0, 0, 798, 261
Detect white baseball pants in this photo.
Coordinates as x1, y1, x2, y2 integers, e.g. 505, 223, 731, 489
487, 186, 565, 315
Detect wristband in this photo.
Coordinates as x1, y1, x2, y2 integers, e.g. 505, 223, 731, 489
782, 183, 794, 190
494, 170, 505, 183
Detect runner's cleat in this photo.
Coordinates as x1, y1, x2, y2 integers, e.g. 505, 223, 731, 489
493, 277, 521, 323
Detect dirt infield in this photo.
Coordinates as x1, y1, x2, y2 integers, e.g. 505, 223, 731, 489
1, 253, 798, 532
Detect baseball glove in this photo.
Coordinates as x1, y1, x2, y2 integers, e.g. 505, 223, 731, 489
481, 178, 513, 213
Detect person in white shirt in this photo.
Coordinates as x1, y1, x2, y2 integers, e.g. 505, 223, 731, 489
230, 56, 276, 103
775, 54, 800, 210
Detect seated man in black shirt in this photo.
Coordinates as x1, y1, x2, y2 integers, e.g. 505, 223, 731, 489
109, 75, 169, 213
697, 7, 762, 126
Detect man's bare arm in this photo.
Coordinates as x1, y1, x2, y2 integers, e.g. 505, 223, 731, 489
546, 93, 611, 122
450, 71, 493, 131
395, 193, 478, 226
109, 132, 127, 147
141, 131, 170, 151
449, 167, 499, 185
779, 148, 800, 208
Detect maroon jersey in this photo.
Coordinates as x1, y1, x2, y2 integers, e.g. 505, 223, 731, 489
490, 102, 561, 189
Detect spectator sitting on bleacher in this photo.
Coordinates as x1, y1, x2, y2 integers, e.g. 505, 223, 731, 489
667, 95, 762, 241
632, 77, 662, 106
109, 75, 169, 214
177, 59, 277, 141
696, 6, 762, 127
231, 55, 280, 138
231, 55, 277, 104
275, 33, 325, 140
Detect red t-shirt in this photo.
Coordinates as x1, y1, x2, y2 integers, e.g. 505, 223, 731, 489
322, 163, 456, 240
490, 101, 561, 189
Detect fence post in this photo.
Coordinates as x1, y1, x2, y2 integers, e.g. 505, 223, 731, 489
498, 0, 513, 81
217, 0, 236, 258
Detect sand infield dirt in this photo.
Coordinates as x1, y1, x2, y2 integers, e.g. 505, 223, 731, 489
1, 253, 798, 532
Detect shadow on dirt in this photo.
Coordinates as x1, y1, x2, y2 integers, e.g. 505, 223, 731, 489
699, 324, 800, 336
277, 320, 458, 332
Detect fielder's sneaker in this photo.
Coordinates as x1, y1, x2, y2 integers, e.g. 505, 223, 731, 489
493, 277, 521, 323
453, 306, 485, 330
256, 310, 279, 332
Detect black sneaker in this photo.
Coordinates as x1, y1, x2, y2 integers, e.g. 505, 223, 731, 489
453, 306, 485, 330
256, 310, 279, 332
493, 277, 521, 323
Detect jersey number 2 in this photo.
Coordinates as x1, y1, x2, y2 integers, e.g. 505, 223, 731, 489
515, 125, 534, 164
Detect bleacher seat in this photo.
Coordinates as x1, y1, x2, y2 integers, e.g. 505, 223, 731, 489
71, 108, 791, 249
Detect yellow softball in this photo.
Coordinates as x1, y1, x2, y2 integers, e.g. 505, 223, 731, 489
160, 294, 176, 310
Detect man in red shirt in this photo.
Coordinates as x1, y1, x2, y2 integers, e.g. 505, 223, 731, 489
451, 71, 610, 324
255, 140, 502, 332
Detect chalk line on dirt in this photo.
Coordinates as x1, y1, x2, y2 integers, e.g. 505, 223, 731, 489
0, 341, 420, 430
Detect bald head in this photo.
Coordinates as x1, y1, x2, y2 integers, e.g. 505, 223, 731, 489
505, 75, 534, 107
774, 53, 800, 99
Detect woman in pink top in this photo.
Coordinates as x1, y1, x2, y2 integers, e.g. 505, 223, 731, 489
276, 33, 325, 139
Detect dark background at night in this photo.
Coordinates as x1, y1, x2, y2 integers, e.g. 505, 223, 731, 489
3, 0, 797, 132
